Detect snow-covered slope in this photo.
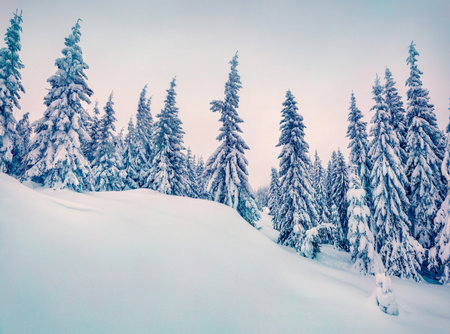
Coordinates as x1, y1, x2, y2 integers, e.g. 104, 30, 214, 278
0, 173, 449, 333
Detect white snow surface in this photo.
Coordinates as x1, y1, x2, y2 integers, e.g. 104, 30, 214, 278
0, 173, 449, 333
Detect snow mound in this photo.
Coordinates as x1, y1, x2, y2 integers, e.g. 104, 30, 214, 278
0, 173, 449, 333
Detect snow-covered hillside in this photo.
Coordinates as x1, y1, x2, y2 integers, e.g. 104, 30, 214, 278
0, 173, 448, 334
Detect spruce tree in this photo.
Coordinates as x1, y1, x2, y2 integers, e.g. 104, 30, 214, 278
84, 101, 100, 162
13, 111, 31, 177
150, 78, 188, 196
92, 94, 124, 191
405, 41, 445, 248
347, 169, 375, 275
369, 76, 421, 281
384, 67, 407, 165
268, 167, 282, 231
122, 118, 139, 190
0, 11, 24, 174
312, 151, 329, 224
276, 90, 318, 256
330, 204, 344, 247
25, 20, 94, 191
205, 53, 260, 225
135, 86, 153, 187
195, 156, 207, 199
330, 149, 349, 249
346, 92, 371, 203
185, 148, 199, 198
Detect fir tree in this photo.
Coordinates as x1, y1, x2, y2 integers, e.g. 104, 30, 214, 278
135, 85, 153, 187
205, 53, 260, 225
384, 67, 407, 165
276, 90, 318, 256
312, 151, 329, 224
346, 92, 371, 204
405, 41, 445, 248
85, 101, 100, 162
185, 148, 199, 198
0, 11, 24, 174
330, 204, 344, 248
92, 94, 124, 191
268, 167, 282, 230
428, 114, 450, 284
369, 76, 421, 281
195, 156, 207, 199
347, 169, 375, 275
25, 20, 94, 191
330, 149, 349, 250
13, 111, 31, 177
122, 117, 139, 190
150, 78, 188, 196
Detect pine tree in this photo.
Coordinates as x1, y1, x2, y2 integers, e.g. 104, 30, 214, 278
25, 20, 94, 191
13, 112, 31, 177
276, 90, 318, 256
312, 151, 329, 224
384, 67, 407, 165
195, 156, 207, 199
135, 86, 153, 187
122, 118, 139, 190
84, 101, 100, 162
347, 169, 375, 275
428, 114, 450, 284
185, 148, 199, 198
325, 152, 336, 210
268, 167, 282, 230
330, 149, 349, 249
205, 53, 260, 225
150, 78, 188, 196
330, 204, 344, 247
369, 76, 421, 281
405, 41, 445, 249
92, 94, 124, 191
346, 92, 371, 204
0, 11, 24, 174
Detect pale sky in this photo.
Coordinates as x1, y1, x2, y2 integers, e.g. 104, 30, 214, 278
1, 0, 449, 188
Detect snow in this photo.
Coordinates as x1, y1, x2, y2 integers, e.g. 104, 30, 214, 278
0, 173, 449, 333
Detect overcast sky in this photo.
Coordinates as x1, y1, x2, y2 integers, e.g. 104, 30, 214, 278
1, 0, 449, 188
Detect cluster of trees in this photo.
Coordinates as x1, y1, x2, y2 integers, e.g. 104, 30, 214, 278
1, 12, 447, 285
268, 42, 449, 284
0, 14, 259, 225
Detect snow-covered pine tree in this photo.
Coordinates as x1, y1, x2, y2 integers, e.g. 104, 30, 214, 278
135, 85, 153, 187
205, 53, 260, 225
276, 90, 318, 256
346, 92, 371, 205
13, 111, 31, 177
84, 101, 100, 162
384, 67, 407, 165
195, 156, 207, 199
122, 118, 139, 190
312, 151, 329, 224
369, 76, 422, 281
91, 93, 124, 191
405, 41, 445, 249
150, 78, 189, 196
330, 149, 349, 250
268, 167, 282, 230
185, 148, 199, 198
330, 204, 344, 248
0, 11, 24, 175
428, 113, 450, 284
347, 168, 375, 275
25, 20, 94, 191
325, 152, 336, 210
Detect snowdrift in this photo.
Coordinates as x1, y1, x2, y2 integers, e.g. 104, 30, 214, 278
0, 173, 449, 333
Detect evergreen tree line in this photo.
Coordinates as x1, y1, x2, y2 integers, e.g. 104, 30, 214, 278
268, 42, 449, 284
0, 14, 260, 225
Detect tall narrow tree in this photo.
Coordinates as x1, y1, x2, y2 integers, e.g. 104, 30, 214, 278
405, 41, 445, 248
150, 78, 188, 196
13, 112, 31, 177
0, 11, 24, 174
122, 117, 139, 190
25, 20, 94, 191
268, 167, 282, 230
135, 86, 153, 187
276, 90, 318, 255
346, 92, 371, 204
369, 76, 421, 281
312, 151, 328, 223
92, 94, 124, 191
205, 53, 260, 225
384, 67, 407, 165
